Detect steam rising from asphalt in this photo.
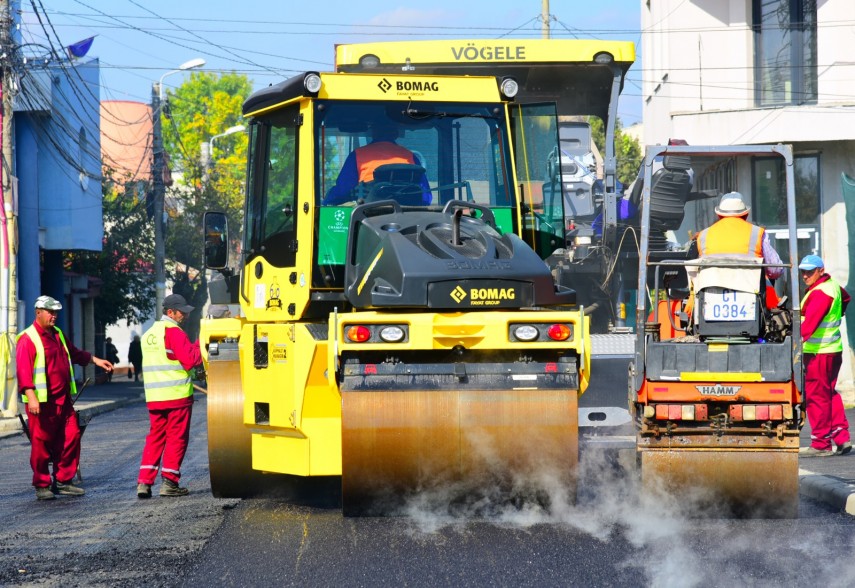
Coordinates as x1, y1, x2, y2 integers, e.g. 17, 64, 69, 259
396, 438, 855, 588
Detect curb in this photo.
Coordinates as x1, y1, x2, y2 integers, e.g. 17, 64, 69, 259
0, 394, 146, 440
799, 467, 855, 515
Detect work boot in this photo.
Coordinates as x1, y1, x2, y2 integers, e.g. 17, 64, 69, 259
35, 486, 56, 501
159, 478, 189, 497
137, 483, 152, 499
55, 481, 85, 496
799, 446, 834, 457
835, 441, 852, 456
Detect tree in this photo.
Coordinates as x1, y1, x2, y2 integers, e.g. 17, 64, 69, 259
160, 72, 252, 338
65, 167, 156, 327
588, 116, 643, 187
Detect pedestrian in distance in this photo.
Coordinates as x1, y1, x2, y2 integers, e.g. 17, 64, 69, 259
105, 337, 120, 382
136, 294, 203, 498
127, 334, 143, 382
16, 295, 114, 501
797, 255, 852, 457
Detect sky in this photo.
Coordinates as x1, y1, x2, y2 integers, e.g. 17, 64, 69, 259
22, 0, 644, 124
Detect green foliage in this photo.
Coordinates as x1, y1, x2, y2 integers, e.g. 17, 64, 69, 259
65, 168, 155, 326
588, 116, 643, 186
160, 71, 252, 338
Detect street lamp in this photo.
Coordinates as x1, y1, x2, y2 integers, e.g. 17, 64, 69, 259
158, 58, 207, 100
151, 57, 206, 317
209, 125, 246, 158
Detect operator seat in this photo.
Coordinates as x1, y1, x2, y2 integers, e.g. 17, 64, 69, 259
365, 163, 429, 206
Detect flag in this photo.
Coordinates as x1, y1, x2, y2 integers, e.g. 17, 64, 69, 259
66, 36, 95, 60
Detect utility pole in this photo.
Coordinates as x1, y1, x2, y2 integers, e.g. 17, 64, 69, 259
542, 0, 550, 39
151, 83, 165, 317
0, 0, 19, 417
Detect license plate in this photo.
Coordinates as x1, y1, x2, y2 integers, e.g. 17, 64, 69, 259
703, 289, 756, 321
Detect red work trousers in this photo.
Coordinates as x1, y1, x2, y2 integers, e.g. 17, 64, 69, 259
29, 401, 81, 487
138, 404, 192, 484
804, 352, 851, 451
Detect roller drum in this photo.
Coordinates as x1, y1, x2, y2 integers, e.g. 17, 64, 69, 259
342, 387, 578, 516
640, 447, 799, 518
207, 360, 267, 498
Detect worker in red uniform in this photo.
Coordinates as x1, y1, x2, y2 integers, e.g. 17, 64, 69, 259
137, 294, 203, 498
322, 120, 431, 205
797, 255, 851, 457
16, 295, 114, 501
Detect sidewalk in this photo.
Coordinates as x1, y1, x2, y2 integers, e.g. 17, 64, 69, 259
798, 406, 855, 515
0, 378, 146, 439
2, 384, 854, 516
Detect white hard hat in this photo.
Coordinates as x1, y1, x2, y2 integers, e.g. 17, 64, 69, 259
715, 191, 750, 217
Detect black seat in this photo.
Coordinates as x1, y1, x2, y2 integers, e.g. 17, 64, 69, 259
365, 164, 428, 205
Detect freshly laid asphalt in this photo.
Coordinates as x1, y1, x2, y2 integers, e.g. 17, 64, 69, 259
2, 378, 854, 516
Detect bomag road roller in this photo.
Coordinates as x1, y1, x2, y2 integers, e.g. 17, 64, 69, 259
629, 144, 803, 518
200, 65, 591, 515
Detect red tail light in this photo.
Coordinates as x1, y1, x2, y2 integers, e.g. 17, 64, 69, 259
345, 325, 371, 342
546, 324, 571, 341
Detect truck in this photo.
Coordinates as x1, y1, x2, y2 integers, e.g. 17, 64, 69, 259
200, 45, 604, 514
630, 144, 802, 517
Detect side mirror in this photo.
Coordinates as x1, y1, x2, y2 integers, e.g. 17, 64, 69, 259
204, 211, 228, 269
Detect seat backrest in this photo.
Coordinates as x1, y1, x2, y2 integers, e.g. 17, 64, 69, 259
366, 164, 427, 205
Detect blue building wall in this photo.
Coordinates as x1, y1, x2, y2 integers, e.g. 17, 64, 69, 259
14, 58, 103, 331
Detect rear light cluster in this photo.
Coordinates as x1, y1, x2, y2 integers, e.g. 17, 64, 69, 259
649, 404, 709, 421
509, 323, 573, 342
344, 324, 408, 343
645, 403, 793, 421
729, 404, 793, 421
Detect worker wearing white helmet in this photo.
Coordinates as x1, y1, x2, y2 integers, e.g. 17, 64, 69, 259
695, 191, 784, 280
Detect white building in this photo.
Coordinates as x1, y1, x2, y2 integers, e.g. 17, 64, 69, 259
641, 0, 855, 398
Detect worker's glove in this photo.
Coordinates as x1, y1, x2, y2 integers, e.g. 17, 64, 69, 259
193, 366, 207, 382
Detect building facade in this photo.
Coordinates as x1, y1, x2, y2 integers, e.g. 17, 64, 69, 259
641, 0, 855, 396
13, 58, 104, 383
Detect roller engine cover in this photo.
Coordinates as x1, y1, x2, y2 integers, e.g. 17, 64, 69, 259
344, 200, 576, 310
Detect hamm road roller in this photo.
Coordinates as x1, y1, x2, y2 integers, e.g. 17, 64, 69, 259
630, 144, 803, 517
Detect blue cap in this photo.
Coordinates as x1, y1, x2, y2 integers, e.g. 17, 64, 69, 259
798, 254, 824, 271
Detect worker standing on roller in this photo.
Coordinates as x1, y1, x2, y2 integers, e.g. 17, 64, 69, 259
797, 255, 851, 457
136, 294, 203, 498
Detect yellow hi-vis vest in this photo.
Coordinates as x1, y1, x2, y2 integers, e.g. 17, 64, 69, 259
801, 278, 843, 354
141, 320, 193, 403
16, 325, 78, 403
696, 217, 764, 258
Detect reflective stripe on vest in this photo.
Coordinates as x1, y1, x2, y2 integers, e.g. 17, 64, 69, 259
354, 142, 416, 183
801, 278, 843, 354
141, 320, 193, 402
16, 325, 78, 403
697, 217, 764, 258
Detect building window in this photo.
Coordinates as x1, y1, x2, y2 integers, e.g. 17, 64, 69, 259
753, 0, 817, 106
752, 154, 821, 286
